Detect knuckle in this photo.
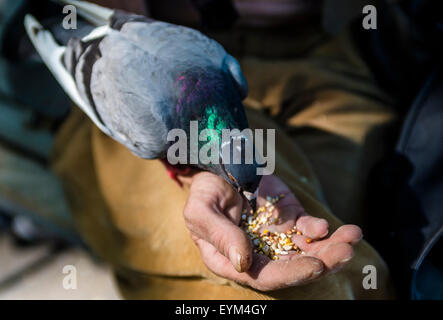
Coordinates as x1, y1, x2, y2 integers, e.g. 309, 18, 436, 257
183, 207, 194, 225
189, 233, 200, 244
210, 228, 230, 255
183, 201, 193, 219
183, 207, 202, 234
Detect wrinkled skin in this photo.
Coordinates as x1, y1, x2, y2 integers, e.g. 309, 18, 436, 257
183, 172, 362, 292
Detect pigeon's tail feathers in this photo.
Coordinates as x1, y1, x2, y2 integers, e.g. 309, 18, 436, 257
24, 14, 112, 137
52, 0, 114, 26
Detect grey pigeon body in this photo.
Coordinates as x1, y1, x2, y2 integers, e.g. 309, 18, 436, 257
25, 0, 260, 207
61, 11, 247, 159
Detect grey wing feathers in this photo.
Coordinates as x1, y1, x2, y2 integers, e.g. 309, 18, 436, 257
119, 21, 226, 65
25, 0, 249, 160
24, 14, 172, 159
23, 14, 112, 137
118, 21, 248, 97
52, 0, 248, 99
90, 32, 172, 159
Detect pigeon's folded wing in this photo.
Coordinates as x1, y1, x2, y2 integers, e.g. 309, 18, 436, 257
117, 21, 248, 98
90, 32, 173, 159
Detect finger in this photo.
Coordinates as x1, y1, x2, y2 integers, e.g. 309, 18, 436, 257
195, 237, 325, 291
189, 172, 243, 223
184, 200, 252, 272
256, 204, 301, 234
256, 175, 328, 239
315, 242, 354, 272
329, 225, 363, 245
290, 232, 314, 252
295, 215, 329, 239
290, 224, 362, 253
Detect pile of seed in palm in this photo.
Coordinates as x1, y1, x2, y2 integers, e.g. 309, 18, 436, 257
241, 194, 312, 260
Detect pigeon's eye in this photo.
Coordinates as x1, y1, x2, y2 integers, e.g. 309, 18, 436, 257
133, 142, 141, 148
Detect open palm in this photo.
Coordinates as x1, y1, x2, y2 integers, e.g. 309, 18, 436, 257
184, 172, 362, 291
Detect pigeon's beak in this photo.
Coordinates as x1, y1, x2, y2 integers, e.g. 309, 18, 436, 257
218, 135, 261, 212
224, 171, 258, 212
242, 189, 258, 212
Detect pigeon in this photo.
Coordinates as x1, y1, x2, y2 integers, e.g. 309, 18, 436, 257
24, 0, 261, 209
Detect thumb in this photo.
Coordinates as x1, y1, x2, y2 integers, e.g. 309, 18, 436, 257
184, 201, 253, 272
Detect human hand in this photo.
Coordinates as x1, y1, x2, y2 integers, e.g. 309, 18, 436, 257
183, 172, 362, 291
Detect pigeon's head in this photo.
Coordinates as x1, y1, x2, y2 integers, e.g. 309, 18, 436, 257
218, 132, 263, 211
174, 66, 262, 210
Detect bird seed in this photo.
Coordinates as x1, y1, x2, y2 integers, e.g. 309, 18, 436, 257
240, 194, 312, 260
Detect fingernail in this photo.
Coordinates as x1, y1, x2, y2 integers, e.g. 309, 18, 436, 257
312, 270, 323, 278
229, 246, 243, 273
306, 262, 324, 280
340, 256, 353, 264
311, 264, 324, 278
